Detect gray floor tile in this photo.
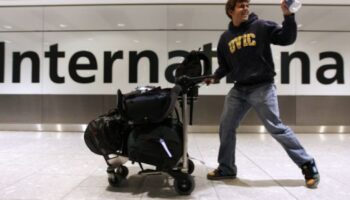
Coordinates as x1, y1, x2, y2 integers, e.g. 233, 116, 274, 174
0, 131, 349, 199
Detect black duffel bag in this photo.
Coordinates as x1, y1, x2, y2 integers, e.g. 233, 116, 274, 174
117, 85, 181, 125
84, 109, 129, 156
127, 118, 183, 170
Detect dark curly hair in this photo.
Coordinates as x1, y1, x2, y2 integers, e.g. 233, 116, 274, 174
225, 0, 250, 19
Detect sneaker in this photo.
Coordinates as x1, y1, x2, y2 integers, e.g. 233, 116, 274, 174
301, 160, 320, 188
207, 169, 236, 180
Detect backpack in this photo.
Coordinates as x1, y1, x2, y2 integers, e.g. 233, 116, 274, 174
127, 117, 183, 170
175, 50, 211, 80
84, 109, 129, 156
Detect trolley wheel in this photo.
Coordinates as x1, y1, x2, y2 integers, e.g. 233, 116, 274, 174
117, 165, 129, 178
179, 159, 195, 174
107, 172, 123, 187
174, 174, 195, 195
187, 159, 195, 175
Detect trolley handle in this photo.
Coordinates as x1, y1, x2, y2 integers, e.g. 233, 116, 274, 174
175, 75, 215, 90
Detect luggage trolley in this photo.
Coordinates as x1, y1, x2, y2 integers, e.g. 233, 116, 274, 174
84, 50, 212, 195
101, 75, 213, 195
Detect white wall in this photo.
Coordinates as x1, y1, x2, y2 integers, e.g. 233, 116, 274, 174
0, 4, 349, 95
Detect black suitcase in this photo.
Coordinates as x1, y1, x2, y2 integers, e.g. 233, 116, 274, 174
117, 86, 181, 125
127, 119, 183, 170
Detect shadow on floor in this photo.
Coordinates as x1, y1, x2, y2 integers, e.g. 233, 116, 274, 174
105, 172, 306, 198
106, 173, 204, 198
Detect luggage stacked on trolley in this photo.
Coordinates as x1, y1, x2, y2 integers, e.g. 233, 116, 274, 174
84, 50, 212, 195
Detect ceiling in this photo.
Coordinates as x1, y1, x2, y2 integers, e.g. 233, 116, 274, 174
0, 4, 348, 32
0, 0, 349, 6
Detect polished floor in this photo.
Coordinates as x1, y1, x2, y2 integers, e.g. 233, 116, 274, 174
0, 131, 349, 200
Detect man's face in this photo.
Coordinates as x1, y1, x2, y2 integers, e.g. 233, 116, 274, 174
229, 1, 250, 24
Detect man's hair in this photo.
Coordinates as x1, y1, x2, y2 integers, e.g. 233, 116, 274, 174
225, 0, 250, 19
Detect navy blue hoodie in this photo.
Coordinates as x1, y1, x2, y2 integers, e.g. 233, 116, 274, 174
214, 13, 297, 86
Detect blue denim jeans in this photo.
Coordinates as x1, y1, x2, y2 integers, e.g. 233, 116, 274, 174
218, 83, 314, 175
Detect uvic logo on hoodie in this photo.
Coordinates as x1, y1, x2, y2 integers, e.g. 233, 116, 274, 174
228, 33, 257, 54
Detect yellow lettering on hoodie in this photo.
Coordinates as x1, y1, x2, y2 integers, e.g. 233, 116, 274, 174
228, 33, 256, 54
247, 33, 256, 46
235, 36, 242, 49
228, 38, 236, 53
243, 34, 248, 47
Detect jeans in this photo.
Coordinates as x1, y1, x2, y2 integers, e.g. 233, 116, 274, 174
218, 83, 314, 175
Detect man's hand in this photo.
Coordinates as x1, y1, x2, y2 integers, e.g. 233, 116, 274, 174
203, 78, 219, 86
281, 0, 293, 16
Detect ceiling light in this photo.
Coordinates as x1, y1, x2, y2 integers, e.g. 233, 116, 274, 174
81, 124, 87, 131
117, 23, 125, 27
175, 40, 181, 44
56, 124, 62, 131
59, 24, 67, 28
297, 24, 303, 28
176, 23, 184, 27
259, 126, 265, 133
3, 25, 12, 29
319, 126, 325, 133
36, 124, 42, 131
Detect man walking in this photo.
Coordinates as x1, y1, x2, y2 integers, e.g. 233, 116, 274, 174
205, 0, 320, 188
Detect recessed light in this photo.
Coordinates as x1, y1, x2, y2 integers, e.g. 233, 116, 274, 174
259, 126, 265, 133
81, 124, 87, 131
298, 24, 303, 28
59, 24, 67, 28
3, 25, 12, 29
176, 23, 184, 27
56, 124, 62, 132
117, 23, 125, 27
319, 126, 325, 133
36, 124, 42, 131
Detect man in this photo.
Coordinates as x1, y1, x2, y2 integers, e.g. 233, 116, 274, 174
205, 0, 320, 188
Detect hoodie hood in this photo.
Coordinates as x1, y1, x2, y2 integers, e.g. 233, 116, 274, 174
228, 12, 258, 31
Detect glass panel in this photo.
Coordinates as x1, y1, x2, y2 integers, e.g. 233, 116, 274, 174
43, 5, 167, 30
0, 7, 43, 31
